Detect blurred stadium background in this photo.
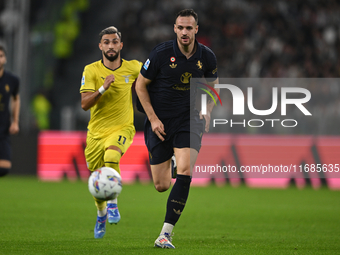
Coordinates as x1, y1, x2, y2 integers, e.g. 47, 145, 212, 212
1, 1, 340, 254
1, 0, 340, 187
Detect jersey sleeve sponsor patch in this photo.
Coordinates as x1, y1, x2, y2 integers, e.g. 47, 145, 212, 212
143, 59, 150, 70
81, 76, 85, 86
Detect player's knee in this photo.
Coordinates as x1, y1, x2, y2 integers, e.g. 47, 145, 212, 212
154, 182, 170, 192
104, 149, 121, 174
0, 168, 10, 177
177, 167, 191, 176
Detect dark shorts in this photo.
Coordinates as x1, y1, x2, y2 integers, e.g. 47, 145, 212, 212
144, 112, 205, 165
0, 136, 11, 161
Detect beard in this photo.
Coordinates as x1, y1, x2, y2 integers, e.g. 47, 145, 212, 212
103, 50, 120, 62
178, 35, 193, 47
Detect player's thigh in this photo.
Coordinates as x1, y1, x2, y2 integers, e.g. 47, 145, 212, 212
150, 159, 172, 192
104, 128, 135, 154
85, 136, 105, 171
147, 139, 173, 191
173, 132, 200, 175
173, 147, 198, 176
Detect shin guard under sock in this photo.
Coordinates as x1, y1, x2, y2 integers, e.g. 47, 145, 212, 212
164, 174, 192, 225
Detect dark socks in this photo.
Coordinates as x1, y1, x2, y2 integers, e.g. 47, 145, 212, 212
164, 174, 192, 225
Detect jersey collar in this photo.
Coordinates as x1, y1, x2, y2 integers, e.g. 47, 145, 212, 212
101, 58, 123, 71
173, 39, 202, 59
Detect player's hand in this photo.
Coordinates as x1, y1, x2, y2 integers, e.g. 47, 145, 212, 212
9, 122, 19, 135
199, 111, 211, 133
150, 117, 166, 141
103, 75, 115, 90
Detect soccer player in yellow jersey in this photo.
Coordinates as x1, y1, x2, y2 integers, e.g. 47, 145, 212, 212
80, 26, 142, 239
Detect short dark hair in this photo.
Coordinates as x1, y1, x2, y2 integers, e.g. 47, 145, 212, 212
176, 9, 198, 24
0, 44, 6, 55
99, 26, 122, 42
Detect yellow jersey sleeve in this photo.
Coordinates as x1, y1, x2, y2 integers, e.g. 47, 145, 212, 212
80, 64, 98, 93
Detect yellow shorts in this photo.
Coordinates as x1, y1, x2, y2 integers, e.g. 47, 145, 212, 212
85, 127, 135, 171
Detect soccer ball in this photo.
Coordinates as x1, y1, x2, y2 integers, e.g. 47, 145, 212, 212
88, 167, 122, 200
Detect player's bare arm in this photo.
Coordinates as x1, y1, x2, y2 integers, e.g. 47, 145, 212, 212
81, 74, 115, 111
135, 73, 166, 141
199, 78, 219, 132
9, 94, 20, 135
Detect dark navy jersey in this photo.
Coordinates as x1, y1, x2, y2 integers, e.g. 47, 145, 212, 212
140, 39, 218, 119
0, 70, 19, 137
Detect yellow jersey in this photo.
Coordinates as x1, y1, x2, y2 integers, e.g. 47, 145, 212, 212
80, 59, 142, 139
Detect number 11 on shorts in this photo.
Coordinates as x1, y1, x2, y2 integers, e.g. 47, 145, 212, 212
118, 135, 126, 145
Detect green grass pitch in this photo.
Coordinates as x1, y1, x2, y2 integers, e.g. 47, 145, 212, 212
0, 176, 340, 254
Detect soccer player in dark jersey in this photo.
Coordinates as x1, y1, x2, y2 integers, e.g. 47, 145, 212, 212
0, 44, 20, 177
136, 9, 219, 248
